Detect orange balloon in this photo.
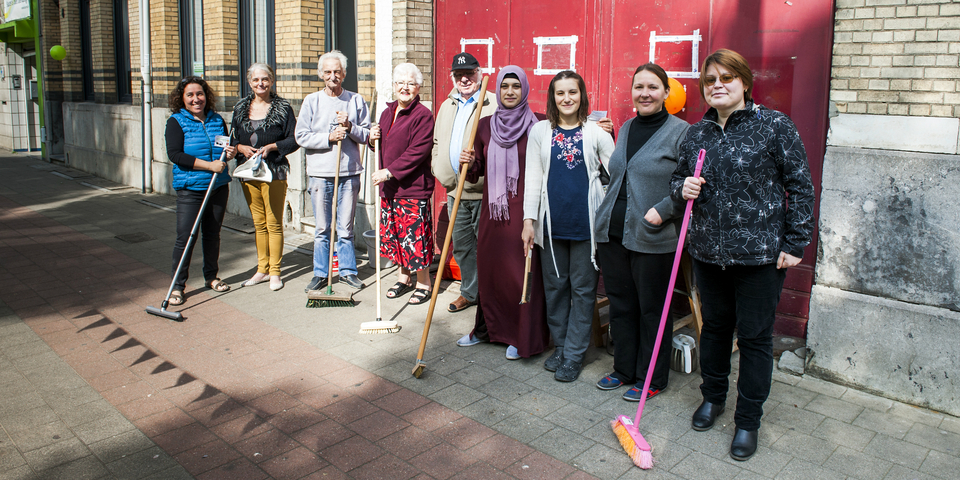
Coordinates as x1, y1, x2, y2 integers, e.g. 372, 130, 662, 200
664, 78, 686, 114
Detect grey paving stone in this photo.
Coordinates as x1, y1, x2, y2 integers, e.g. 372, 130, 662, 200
822, 445, 894, 480
140, 465, 195, 480
939, 415, 960, 435
888, 402, 946, 428
811, 417, 877, 451
507, 387, 568, 418
669, 451, 742, 480
803, 393, 864, 422
37, 454, 110, 480
570, 442, 634, 479
492, 411, 556, 444
105, 445, 180, 480
919, 449, 960, 479
774, 457, 845, 480
494, 356, 545, 382
795, 376, 848, 398
766, 381, 818, 409
0, 405, 59, 433
459, 395, 519, 427
762, 402, 826, 435
769, 431, 838, 465
5, 464, 40, 480
0, 439, 28, 472
732, 470, 772, 480
477, 374, 534, 403
580, 420, 623, 451
74, 413, 137, 445
841, 388, 895, 412
0, 331, 39, 349
397, 372, 455, 396
853, 408, 915, 439
451, 362, 502, 389
41, 385, 103, 411
22, 437, 91, 472
770, 369, 802, 387
88, 429, 156, 464
675, 428, 733, 460
723, 444, 792, 477
3, 340, 51, 360
57, 399, 126, 428
903, 423, 960, 456
865, 433, 931, 470
427, 383, 485, 410
0, 391, 45, 416
636, 409, 698, 442
528, 426, 595, 462
9, 351, 64, 372
7, 420, 76, 452
544, 402, 604, 434
644, 433, 694, 473
882, 465, 939, 480
559, 381, 619, 409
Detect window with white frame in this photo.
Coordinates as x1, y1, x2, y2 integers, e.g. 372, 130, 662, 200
533, 36, 578, 75
459, 38, 494, 74
648, 30, 703, 79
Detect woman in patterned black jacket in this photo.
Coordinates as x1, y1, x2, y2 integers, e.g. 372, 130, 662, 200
670, 49, 814, 462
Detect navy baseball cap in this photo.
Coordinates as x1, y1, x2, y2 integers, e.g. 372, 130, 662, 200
451, 52, 480, 71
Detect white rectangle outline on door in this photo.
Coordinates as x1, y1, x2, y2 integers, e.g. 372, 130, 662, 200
649, 30, 702, 79
460, 38, 495, 74
533, 35, 578, 75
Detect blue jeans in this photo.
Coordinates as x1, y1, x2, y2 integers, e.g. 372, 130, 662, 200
309, 175, 359, 277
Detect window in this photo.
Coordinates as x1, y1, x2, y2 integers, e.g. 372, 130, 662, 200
324, 0, 357, 92
113, 0, 132, 102
533, 36, 578, 76
179, 0, 204, 78
239, 0, 275, 97
79, 0, 94, 100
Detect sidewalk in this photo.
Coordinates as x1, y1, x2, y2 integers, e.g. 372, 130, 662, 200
0, 154, 957, 480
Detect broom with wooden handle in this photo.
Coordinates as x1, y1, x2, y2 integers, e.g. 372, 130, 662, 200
412, 75, 489, 378
612, 148, 705, 469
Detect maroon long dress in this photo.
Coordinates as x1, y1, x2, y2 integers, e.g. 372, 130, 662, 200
469, 115, 549, 358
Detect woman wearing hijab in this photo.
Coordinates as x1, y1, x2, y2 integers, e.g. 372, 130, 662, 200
456, 66, 549, 360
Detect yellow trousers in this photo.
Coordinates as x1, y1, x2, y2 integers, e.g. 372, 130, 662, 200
241, 180, 287, 276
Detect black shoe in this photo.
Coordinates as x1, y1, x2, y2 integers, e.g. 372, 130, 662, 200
543, 349, 563, 372
730, 428, 758, 461
554, 359, 582, 382
691, 399, 725, 431
340, 274, 363, 289
304, 276, 327, 293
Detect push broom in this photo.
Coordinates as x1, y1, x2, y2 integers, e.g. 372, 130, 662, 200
612, 148, 705, 469
147, 137, 231, 322
306, 139, 355, 307
412, 76, 489, 378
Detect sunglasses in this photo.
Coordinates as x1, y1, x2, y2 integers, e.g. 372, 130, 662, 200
704, 73, 738, 85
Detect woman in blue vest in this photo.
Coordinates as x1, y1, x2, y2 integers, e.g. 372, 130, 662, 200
164, 76, 237, 305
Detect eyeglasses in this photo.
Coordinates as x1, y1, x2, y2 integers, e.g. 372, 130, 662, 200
704, 74, 738, 85
395, 81, 419, 88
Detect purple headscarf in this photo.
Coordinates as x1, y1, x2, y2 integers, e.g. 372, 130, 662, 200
488, 66, 539, 221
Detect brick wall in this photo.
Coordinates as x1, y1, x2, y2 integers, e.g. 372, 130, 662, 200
831, 0, 960, 117
275, 0, 325, 111
393, 0, 433, 103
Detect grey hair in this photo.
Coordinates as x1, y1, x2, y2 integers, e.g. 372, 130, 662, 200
393, 63, 424, 85
246, 63, 275, 83
318, 50, 349, 78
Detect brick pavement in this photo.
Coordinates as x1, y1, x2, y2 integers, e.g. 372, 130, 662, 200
1, 154, 958, 480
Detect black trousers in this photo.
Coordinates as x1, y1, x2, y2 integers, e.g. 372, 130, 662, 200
693, 260, 786, 431
597, 240, 674, 390
172, 185, 229, 291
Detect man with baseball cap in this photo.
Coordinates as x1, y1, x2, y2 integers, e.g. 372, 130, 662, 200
432, 52, 495, 314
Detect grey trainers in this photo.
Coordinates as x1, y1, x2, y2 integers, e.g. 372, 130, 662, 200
543, 348, 563, 372
340, 274, 363, 289
555, 359, 582, 382
304, 276, 327, 293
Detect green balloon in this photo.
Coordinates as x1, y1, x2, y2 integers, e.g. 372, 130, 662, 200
50, 45, 66, 61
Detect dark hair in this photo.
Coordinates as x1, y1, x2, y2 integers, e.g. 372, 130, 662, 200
633, 63, 670, 92
168, 76, 217, 114
546, 70, 589, 128
698, 49, 753, 102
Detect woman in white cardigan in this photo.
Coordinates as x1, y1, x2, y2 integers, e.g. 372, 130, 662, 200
522, 70, 615, 382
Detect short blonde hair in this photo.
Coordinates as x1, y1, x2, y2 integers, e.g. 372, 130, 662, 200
393, 63, 424, 85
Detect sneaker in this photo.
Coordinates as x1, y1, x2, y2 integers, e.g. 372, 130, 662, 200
622, 385, 663, 402
505, 345, 520, 360
457, 333, 482, 347
554, 359, 582, 382
340, 274, 364, 289
304, 276, 327, 293
596, 374, 624, 390
543, 348, 563, 372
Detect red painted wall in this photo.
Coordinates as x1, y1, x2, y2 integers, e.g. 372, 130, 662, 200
434, 0, 834, 337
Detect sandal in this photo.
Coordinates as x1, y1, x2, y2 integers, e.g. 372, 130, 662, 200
208, 278, 230, 292
169, 290, 184, 306
386, 281, 413, 299
407, 288, 431, 305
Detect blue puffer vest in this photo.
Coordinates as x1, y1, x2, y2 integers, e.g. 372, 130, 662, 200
171, 108, 232, 191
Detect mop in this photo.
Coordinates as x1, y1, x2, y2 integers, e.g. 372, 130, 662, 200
360, 137, 400, 333
612, 148, 706, 468
306, 140, 355, 307
412, 76, 489, 378
146, 142, 230, 322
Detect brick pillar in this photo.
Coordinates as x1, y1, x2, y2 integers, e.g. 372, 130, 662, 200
89, 0, 117, 103
40, 0, 63, 101
149, 0, 181, 107
275, 0, 325, 111
393, 0, 433, 103
60, 0, 84, 102
356, 0, 375, 102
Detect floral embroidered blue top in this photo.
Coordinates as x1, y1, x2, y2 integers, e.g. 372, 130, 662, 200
547, 126, 590, 241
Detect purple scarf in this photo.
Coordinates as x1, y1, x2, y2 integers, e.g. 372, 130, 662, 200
488, 66, 539, 221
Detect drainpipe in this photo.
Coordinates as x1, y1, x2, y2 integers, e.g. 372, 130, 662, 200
140, 0, 153, 193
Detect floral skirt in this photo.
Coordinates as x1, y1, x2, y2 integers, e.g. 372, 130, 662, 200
379, 198, 433, 271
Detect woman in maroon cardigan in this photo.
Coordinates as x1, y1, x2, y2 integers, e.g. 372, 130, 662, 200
369, 63, 436, 305
456, 66, 549, 360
